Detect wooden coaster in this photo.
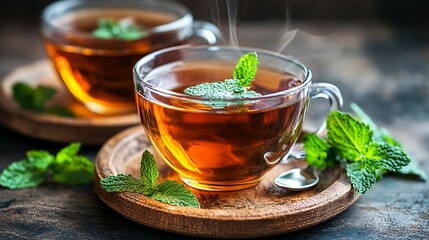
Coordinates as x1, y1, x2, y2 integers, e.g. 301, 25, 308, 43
95, 126, 359, 239
0, 60, 140, 145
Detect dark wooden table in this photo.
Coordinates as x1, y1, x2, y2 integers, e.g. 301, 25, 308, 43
1, 10, 428, 240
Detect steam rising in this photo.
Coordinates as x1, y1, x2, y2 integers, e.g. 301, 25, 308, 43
205, 0, 343, 62
226, 0, 239, 48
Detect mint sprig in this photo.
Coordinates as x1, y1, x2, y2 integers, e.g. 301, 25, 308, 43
350, 103, 427, 180
184, 52, 262, 108
93, 18, 146, 41
12, 82, 75, 118
304, 110, 413, 194
0, 143, 94, 189
101, 150, 200, 208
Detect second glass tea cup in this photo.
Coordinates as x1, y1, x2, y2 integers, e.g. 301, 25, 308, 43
42, 0, 221, 115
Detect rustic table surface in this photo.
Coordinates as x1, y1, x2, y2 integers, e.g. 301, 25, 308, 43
0, 7, 428, 240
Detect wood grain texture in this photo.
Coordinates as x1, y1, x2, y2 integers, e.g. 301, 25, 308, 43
0, 60, 140, 145
95, 126, 358, 239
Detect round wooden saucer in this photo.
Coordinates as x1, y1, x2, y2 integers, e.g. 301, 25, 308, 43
95, 126, 359, 239
0, 60, 140, 145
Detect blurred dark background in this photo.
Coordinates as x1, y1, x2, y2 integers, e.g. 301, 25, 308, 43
1, 0, 429, 25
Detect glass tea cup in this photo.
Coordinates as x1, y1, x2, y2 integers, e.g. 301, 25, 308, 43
133, 45, 342, 191
42, 0, 221, 115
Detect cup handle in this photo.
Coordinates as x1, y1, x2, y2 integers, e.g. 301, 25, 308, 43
191, 20, 223, 44
289, 82, 343, 159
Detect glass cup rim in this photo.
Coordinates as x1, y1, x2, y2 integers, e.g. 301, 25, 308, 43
42, 0, 193, 38
133, 45, 313, 102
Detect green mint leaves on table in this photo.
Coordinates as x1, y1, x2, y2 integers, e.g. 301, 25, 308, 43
350, 103, 427, 181
184, 52, 262, 108
0, 143, 94, 189
12, 82, 75, 117
101, 150, 200, 208
303, 105, 426, 195
93, 18, 146, 41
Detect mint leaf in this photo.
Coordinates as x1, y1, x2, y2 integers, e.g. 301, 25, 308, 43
93, 28, 114, 39
119, 28, 145, 41
52, 156, 94, 185
350, 103, 423, 180
52, 143, 94, 184
184, 79, 261, 101
303, 133, 332, 170
26, 150, 55, 171
12, 82, 74, 117
101, 150, 200, 208
346, 162, 377, 194
101, 174, 154, 195
141, 150, 158, 188
184, 52, 262, 109
12, 82, 38, 110
233, 52, 259, 87
0, 160, 46, 189
327, 111, 373, 161
93, 18, 146, 41
369, 142, 410, 171
303, 106, 422, 194
151, 180, 200, 208
12, 83, 55, 112
33, 86, 56, 111
0, 142, 94, 189
56, 143, 81, 162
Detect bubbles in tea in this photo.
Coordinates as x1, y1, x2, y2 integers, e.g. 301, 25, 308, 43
44, 9, 186, 114
136, 61, 307, 190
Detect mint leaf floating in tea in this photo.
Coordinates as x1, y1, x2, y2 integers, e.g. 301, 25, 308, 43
101, 150, 200, 208
304, 111, 412, 194
12, 82, 75, 117
0, 143, 94, 189
233, 52, 259, 87
184, 52, 262, 108
93, 17, 146, 41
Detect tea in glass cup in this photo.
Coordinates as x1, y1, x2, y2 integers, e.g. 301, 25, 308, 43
42, 0, 221, 114
133, 46, 342, 191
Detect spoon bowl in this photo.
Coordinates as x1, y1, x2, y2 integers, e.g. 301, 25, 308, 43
274, 165, 319, 191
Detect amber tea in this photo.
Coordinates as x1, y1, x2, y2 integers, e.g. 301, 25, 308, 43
136, 61, 307, 190
43, 7, 184, 114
